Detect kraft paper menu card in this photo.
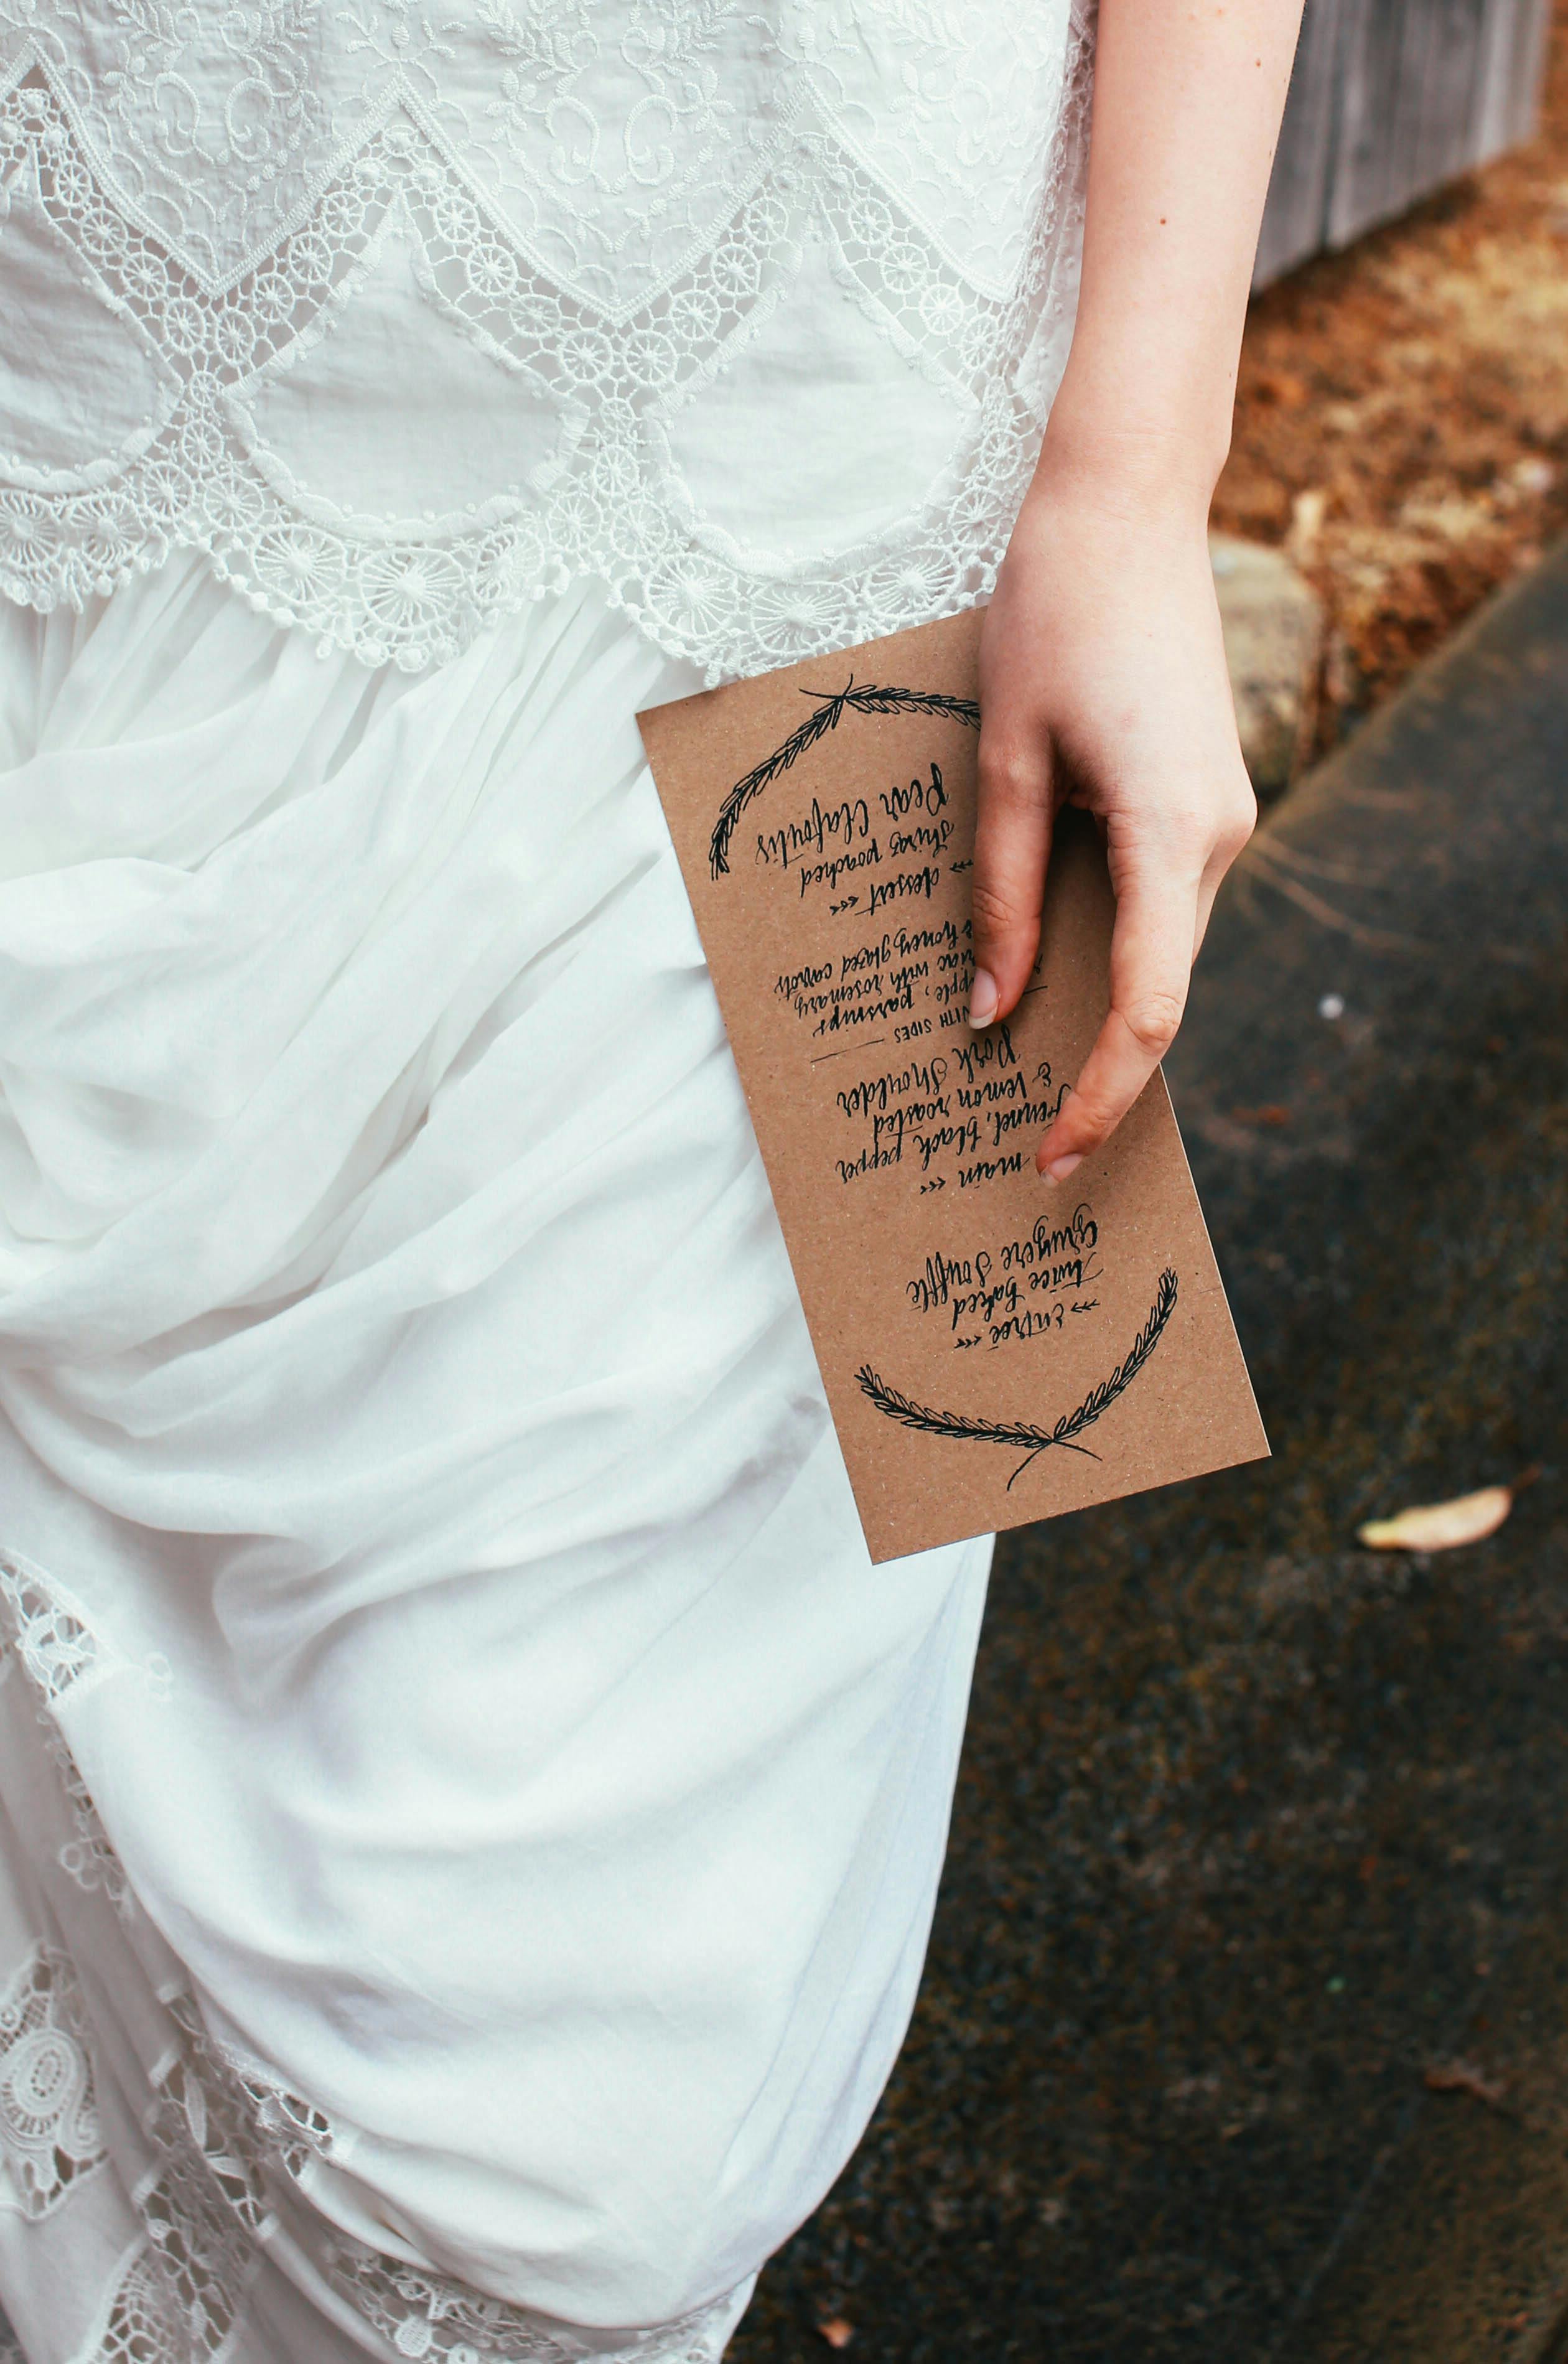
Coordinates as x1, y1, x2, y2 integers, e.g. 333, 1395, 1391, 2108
638, 608, 1267, 1564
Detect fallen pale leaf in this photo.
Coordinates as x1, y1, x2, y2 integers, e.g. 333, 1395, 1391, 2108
1357, 1485, 1513, 1552
1288, 484, 1328, 560
816, 2320, 854, 2350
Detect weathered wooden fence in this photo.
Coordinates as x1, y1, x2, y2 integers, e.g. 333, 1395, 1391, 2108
1255, 0, 1556, 283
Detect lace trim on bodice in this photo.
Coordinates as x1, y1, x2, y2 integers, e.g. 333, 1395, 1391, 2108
0, 1, 1093, 680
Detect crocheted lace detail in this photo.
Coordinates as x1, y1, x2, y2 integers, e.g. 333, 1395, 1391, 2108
0, 1944, 106, 2220
0, 0, 1093, 681
325, 2246, 742, 2363
0, 1549, 748, 2362
217, 2048, 340, 2186
124, 1989, 744, 2363
0, 1549, 168, 1913
0, 1553, 101, 1707
89, 2240, 249, 2364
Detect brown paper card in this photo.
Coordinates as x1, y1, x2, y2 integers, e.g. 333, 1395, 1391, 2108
638, 608, 1268, 1563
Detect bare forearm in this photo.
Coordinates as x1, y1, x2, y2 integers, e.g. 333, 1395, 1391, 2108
971, 0, 1303, 1174
1042, 0, 1305, 517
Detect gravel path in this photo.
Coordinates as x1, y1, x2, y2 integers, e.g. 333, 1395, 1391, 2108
1215, 0, 1568, 754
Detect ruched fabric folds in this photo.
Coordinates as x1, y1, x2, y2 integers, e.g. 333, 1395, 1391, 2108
0, 556, 991, 2362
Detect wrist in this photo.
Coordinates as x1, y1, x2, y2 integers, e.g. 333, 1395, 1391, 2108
1029, 393, 1228, 538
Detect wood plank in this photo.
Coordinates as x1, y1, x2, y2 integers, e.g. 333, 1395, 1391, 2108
1470, 0, 1553, 154
1254, 0, 1551, 283
1254, 0, 1351, 284
1409, 0, 1490, 191
1388, 0, 1445, 218
1326, 0, 1412, 243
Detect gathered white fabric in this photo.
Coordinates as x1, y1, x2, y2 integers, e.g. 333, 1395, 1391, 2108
0, 0, 1091, 682
0, 557, 994, 2360
0, 10, 1090, 2347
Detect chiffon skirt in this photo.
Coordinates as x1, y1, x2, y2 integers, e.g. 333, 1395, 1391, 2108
0, 556, 993, 2363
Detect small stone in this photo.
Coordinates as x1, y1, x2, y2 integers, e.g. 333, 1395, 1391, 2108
1287, 486, 1327, 563
1211, 532, 1324, 800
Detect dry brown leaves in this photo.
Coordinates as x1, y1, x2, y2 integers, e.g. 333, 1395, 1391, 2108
1214, 0, 1568, 752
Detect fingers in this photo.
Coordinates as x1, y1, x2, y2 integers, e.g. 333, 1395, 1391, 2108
969, 719, 1055, 1029
1035, 857, 1198, 1181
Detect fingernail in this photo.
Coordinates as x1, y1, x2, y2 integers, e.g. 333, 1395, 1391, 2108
969, 967, 998, 1029
1042, 1152, 1083, 1185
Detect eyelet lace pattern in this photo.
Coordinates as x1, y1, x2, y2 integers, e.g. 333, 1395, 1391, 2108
0, 1946, 106, 2220
0, 1551, 166, 1916
0, 1555, 100, 1708
327, 2246, 744, 2364
0, 1550, 749, 2363
0, 0, 1092, 682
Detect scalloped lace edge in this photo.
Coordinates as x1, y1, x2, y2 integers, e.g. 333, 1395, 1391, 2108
0, 10, 1093, 685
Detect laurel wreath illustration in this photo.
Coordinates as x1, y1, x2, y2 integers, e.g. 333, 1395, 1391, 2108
856, 1268, 1179, 1490
709, 681, 981, 877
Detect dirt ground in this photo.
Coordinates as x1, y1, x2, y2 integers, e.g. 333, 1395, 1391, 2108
1213, 0, 1568, 753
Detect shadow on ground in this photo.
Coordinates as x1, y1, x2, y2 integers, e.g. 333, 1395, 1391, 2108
730, 544, 1568, 2363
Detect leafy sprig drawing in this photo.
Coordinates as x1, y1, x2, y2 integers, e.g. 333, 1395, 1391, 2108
856, 1268, 1178, 1490
709, 681, 981, 877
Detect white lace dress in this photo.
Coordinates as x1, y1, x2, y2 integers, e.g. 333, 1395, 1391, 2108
0, 7, 1091, 2358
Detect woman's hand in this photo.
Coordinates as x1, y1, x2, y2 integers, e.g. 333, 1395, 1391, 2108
971, 446, 1257, 1181
969, 0, 1305, 1177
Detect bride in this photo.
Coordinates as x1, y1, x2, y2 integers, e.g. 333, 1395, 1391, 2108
0, 2, 1294, 2355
